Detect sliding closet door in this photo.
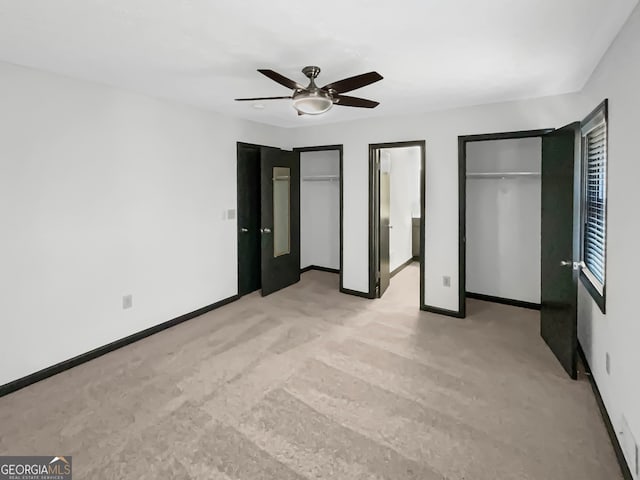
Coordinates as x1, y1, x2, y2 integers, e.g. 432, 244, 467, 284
260, 147, 301, 296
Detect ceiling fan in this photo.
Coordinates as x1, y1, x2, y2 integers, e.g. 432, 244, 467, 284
235, 66, 383, 116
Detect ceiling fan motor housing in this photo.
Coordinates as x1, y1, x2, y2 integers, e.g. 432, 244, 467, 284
291, 66, 334, 115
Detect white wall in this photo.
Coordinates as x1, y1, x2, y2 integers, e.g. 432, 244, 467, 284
300, 150, 340, 270
576, 4, 640, 476
291, 94, 580, 307
0, 62, 284, 386
381, 146, 421, 272
466, 138, 541, 303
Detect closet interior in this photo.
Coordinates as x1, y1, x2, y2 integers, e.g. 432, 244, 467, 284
465, 137, 542, 306
300, 149, 341, 273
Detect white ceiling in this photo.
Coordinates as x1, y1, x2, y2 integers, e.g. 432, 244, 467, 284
0, 0, 636, 128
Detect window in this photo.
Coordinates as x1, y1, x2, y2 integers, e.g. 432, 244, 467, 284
580, 99, 608, 313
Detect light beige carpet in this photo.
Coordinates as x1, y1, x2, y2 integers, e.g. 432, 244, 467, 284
0, 264, 621, 479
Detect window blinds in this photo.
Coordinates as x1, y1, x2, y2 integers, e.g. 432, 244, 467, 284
583, 122, 607, 287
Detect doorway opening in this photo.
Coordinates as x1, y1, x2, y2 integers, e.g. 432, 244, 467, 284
369, 141, 425, 307
294, 145, 344, 291
465, 136, 544, 310
236, 142, 300, 297
458, 127, 581, 379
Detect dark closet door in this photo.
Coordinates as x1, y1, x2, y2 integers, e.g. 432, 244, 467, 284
541, 122, 580, 379
379, 167, 391, 297
260, 147, 300, 296
237, 145, 262, 297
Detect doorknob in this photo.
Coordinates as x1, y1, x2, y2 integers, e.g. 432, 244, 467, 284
561, 260, 585, 270
260, 227, 272, 234
240, 228, 248, 233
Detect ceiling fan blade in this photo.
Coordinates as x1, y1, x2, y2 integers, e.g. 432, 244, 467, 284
333, 95, 380, 108
322, 71, 383, 94
257, 69, 304, 90
234, 96, 292, 101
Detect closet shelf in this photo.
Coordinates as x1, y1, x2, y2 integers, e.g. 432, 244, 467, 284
466, 172, 540, 179
302, 175, 340, 182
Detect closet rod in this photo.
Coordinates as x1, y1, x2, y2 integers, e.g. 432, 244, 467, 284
466, 172, 540, 179
302, 175, 340, 182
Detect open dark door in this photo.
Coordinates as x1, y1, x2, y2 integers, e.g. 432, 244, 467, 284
541, 123, 579, 379
379, 165, 391, 297
237, 144, 262, 297
260, 147, 300, 296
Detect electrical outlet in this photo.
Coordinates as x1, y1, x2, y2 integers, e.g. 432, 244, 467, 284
122, 294, 133, 310
227, 208, 236, 220
606, 352, 611, 375
443, 276, 451, 287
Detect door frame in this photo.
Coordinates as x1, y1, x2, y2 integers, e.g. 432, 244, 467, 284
457, 129, 553, 318
293, 145, 345, 292
368, 140, 426, 307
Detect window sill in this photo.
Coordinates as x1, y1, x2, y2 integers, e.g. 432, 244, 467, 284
580, 269, 606, 314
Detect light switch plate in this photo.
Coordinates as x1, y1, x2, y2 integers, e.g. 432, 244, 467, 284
122, 294, 133, 310
227, 209, 236, 220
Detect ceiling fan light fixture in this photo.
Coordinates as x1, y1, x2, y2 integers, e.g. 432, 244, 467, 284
292, 90, 333, 115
